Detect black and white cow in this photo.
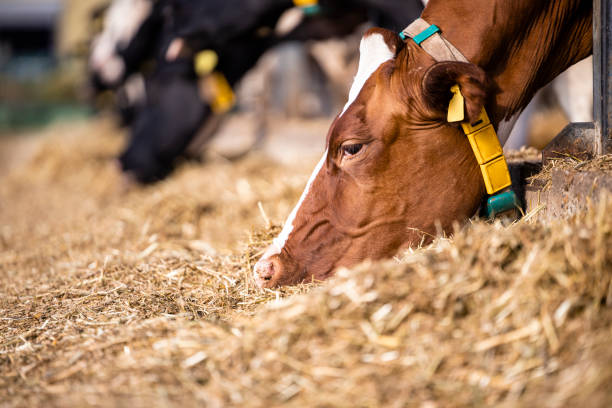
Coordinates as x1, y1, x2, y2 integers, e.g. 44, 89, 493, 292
89, 0, 209, 181
92, 0, 426, 183
89, 0, 163, 89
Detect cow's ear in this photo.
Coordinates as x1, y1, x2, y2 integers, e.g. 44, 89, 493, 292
421, 61, 488, 123
362, 27, 404, 56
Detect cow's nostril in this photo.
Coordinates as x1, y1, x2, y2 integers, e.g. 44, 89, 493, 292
254, 256, 281, 288
255, 259, 274, 279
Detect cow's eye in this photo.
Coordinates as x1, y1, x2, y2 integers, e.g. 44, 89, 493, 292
341, 143, 364, 157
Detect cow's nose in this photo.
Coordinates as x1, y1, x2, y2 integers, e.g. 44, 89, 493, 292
253, 255, 282, 288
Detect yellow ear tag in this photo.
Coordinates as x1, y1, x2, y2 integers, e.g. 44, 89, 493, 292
207, 72, 235, 114
194, 50, 219, 77
293, 0, 318, 6
447, 84, 465, 123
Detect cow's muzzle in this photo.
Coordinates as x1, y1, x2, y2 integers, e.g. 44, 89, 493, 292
253, 254, 284, 288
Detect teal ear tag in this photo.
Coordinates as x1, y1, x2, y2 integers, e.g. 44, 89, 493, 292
486, 190, 520, 218
303, 4, 321, 15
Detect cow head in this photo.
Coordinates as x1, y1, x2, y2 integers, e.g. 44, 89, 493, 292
254, 28, 489, 288
89, 0, 158, 88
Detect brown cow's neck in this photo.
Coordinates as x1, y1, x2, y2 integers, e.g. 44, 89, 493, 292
422, 0, 592, 124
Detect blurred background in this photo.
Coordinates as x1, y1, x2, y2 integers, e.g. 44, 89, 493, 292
0, 0, 592, 183
0, 0, 102, 129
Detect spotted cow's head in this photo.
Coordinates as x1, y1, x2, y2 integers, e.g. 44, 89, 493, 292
89, 0, 156, 88
254, 28, 490, 288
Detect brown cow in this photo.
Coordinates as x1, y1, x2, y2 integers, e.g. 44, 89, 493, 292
254, 0, 593, 288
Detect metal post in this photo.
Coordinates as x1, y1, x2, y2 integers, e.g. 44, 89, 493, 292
594, 0, 612, 155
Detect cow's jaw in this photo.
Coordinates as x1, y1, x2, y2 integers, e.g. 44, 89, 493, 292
273, 149, 328, 257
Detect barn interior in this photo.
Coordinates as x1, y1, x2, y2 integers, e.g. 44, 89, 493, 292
1, 1, 611, 407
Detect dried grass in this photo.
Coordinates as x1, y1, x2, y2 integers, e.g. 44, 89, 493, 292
1, 119, 611, 407
528, 154, 612, 190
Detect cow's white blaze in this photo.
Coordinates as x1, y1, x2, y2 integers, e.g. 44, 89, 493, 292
275, 8, 305, 36
340, 33, 395, 116
261, 149, 328, 259
89, 0, 153, 85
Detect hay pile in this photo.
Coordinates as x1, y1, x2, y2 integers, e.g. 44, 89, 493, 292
1, 119, 611, 407
534, 154, 612, 180
528, 154, 612, 194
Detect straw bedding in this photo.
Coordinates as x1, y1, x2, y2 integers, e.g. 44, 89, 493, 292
529, 153, 612, 191
1, 119, 611, 407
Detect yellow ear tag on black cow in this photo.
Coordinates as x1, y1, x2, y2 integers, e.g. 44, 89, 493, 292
293, 0, 318, 6
447, 84, 465, 123
206, 72, 235, 114
194, 50, 219, 77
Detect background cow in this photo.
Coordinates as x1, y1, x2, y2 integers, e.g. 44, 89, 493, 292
89, 0, 425, 182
